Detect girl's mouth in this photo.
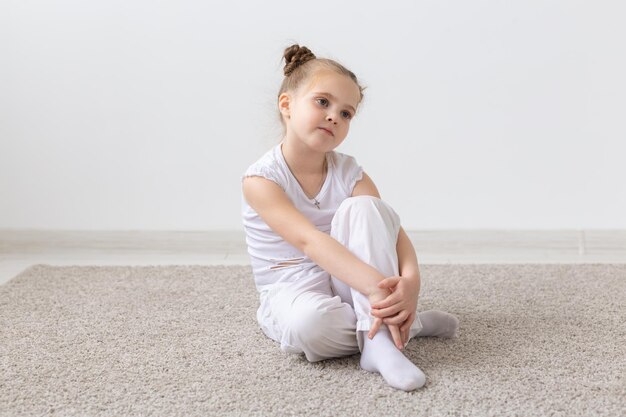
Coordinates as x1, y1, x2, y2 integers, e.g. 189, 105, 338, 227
319, 127, 334, 136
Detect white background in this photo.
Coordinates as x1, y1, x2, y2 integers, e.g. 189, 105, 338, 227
1, 0, 624, 231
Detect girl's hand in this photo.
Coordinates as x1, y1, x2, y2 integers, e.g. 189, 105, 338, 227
368, 317, 404, 350
370, 275, 420, 342
367, 286, 405, 349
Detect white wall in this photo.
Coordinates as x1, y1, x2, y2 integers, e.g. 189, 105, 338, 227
1, 0, 624, 230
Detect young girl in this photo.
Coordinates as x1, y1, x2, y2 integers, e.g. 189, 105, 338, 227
241, 44, 459, 391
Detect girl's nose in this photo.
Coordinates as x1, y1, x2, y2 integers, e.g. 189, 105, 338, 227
326, 114, 337, 124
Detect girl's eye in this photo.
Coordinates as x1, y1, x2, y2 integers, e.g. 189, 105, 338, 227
316, 98, 329, 106
341, 111, 352, 120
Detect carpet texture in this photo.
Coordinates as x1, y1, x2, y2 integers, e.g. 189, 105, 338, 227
0, 264, 624, 416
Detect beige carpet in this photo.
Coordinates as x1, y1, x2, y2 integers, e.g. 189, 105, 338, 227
0, 264, 624, 417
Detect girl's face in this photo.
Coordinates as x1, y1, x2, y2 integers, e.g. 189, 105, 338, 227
280, 70, 361, 153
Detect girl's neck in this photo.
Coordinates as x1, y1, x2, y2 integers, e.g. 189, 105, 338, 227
280, 139, 327, 175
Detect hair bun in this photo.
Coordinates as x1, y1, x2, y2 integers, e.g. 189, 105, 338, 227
283, 44, 316, 76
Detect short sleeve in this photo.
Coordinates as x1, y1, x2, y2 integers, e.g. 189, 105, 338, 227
241, 163, 285, 190
334, 152, 364, 195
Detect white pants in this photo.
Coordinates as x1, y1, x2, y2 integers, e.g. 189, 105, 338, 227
257, 195, 424, 362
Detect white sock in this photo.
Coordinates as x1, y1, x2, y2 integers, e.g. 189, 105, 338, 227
359, 329, 426, 391
415, 310, 459, 338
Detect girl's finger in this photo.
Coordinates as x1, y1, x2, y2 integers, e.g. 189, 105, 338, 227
382, 316, 402, 325
377, 276, 401, 289
368, 317, 383, 339
388, 325, 403, 350
382, 310, 409, 325
371, 304, 402, 318
400, 311, 415, 334
402, 312, 415, 345
371, 293, 401, 310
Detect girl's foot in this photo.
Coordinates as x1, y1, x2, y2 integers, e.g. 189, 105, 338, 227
416, 310, 459, 338
359, 329, 426, 391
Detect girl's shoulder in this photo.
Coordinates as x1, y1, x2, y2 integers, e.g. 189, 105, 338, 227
329, 150, 364, 195
241, 144, 287, 190
329, 149, 362, 176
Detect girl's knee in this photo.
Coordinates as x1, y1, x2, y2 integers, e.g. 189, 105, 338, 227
337, 195, 382, 212
285, 303, 333, 345
332, 195, 401, 237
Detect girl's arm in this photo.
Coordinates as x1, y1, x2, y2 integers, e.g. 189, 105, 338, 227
369, 227, 421, 339
351, 173, 420, 344
351, 173, 421, 283
242, 176, 387, 297
396, 227, 421, 282
374, 227, 421, 338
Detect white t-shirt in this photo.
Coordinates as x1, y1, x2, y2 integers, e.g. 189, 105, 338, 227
241, 143, 364, 291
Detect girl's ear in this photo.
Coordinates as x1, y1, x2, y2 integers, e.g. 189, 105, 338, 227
278, 93, 291, 118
